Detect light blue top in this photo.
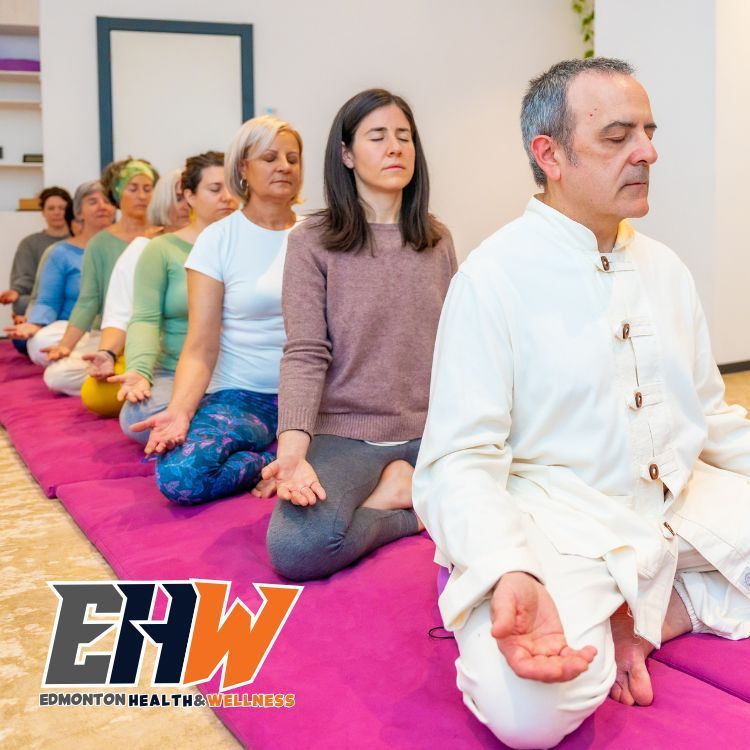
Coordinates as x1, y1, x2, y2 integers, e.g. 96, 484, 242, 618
28, 241, 84, 326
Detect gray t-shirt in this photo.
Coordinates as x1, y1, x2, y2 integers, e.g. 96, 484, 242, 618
10, 230, 69, 315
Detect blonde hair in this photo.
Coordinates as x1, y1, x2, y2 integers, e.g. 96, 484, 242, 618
147, 168, 183, 226
225, 115, 304, 205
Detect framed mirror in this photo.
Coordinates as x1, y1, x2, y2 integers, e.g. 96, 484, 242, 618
96, 17, 254, 172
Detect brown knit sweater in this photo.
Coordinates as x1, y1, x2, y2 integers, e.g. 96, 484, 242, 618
278, 218, 457, 441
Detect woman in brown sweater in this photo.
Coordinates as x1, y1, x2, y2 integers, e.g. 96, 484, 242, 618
262, 89, 457, 581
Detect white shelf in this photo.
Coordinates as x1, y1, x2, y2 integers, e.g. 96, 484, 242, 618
0, 163, 43, 169
0, 70, 40, 82
0, 99, 40, 108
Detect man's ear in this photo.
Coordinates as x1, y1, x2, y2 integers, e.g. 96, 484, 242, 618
530, 134, 562, 183
341, 141, 354, 170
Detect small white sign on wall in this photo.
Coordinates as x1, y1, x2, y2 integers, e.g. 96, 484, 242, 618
109, 30, 243, 174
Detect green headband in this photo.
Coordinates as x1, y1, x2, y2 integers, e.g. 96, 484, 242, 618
113, 160, 156, 204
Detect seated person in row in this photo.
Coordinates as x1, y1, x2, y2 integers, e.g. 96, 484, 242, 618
41, 158, 158, 396
7, 199, 81, 357
114, 151, 236, 442
413, 58, 750, 749
133, 116, 302, 504
4, 182, 114, 360
80, 168, 190, 417
263, 89, 456, 581
0, 186, 71, 320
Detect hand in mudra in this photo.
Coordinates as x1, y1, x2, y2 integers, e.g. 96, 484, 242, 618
82, 350, 116, 380
490, 571, 597, 683
41, 344, 71, 361
261, 455, 326, 506
4, 322, 40, 340
131, 408, 191, 455
108, 370, 151, 403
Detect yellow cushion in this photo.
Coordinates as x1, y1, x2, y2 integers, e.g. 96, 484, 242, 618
80, 355, 126, 418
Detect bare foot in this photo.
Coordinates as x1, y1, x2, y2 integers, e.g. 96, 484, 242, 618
361, 460, 424, 530
609, 604, 654, 706
609, 589, 692, 706
250, 477, 277, 498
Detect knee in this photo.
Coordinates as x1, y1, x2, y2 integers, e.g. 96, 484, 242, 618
456, 620, 613, 749
461, 664, 610, 750
155, 471, 198, 505
119, 403, 148, 444
43, 362, 66, 393
481, 709, 572, 750
266, 514, 330, 582
154, 456, 208, 505
27, 336, 47, 366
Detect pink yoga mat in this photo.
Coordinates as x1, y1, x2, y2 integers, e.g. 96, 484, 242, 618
651, 631, 750, 702
0, 340, 43, 383
56, 477, 750, 749
0, 376, 153, 496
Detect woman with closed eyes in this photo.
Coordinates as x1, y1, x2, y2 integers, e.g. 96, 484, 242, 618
263, 89, 458, 581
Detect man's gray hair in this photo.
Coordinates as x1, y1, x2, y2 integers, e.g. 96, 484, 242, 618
521, 57, 635, 187
73, 180, 107, 218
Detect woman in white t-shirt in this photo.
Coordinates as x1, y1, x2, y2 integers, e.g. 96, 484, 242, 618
131, 116, 303, 503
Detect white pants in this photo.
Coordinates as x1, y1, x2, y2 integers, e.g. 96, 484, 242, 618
454, 514, 750, 750
28, 320, 101, 396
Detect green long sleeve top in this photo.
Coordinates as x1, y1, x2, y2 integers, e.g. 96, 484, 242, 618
125, 234, 192, 381
67, 230, 129, 331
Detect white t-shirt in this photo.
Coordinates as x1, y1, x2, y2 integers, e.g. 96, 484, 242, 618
184, 210, 293, 394
100, 236, 150, 330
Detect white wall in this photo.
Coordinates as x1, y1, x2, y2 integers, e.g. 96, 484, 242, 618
38, 0, 583, 262
714, 0, 750, 363
598, 0, 750, 365
596, 0, 717, 332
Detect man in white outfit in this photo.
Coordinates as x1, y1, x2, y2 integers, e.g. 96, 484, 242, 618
413, 58, 750, 749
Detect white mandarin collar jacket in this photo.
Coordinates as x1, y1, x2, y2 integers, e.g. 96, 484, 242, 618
414, 197, 750, 646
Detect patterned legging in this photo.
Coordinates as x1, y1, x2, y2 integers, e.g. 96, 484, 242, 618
155, 388, 277, 505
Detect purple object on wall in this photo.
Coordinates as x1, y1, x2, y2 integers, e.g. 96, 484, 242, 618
0, 58, 40, 72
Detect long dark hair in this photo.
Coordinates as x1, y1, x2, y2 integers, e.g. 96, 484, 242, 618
316, 88, 440, 253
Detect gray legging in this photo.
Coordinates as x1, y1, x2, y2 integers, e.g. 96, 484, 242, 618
119, 369, 175, 445
266, 434, 422, 581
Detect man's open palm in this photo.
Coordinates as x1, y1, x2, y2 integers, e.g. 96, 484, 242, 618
491, 571, 597, 683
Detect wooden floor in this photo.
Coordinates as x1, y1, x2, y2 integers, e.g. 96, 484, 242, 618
3, 371, 750, 749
